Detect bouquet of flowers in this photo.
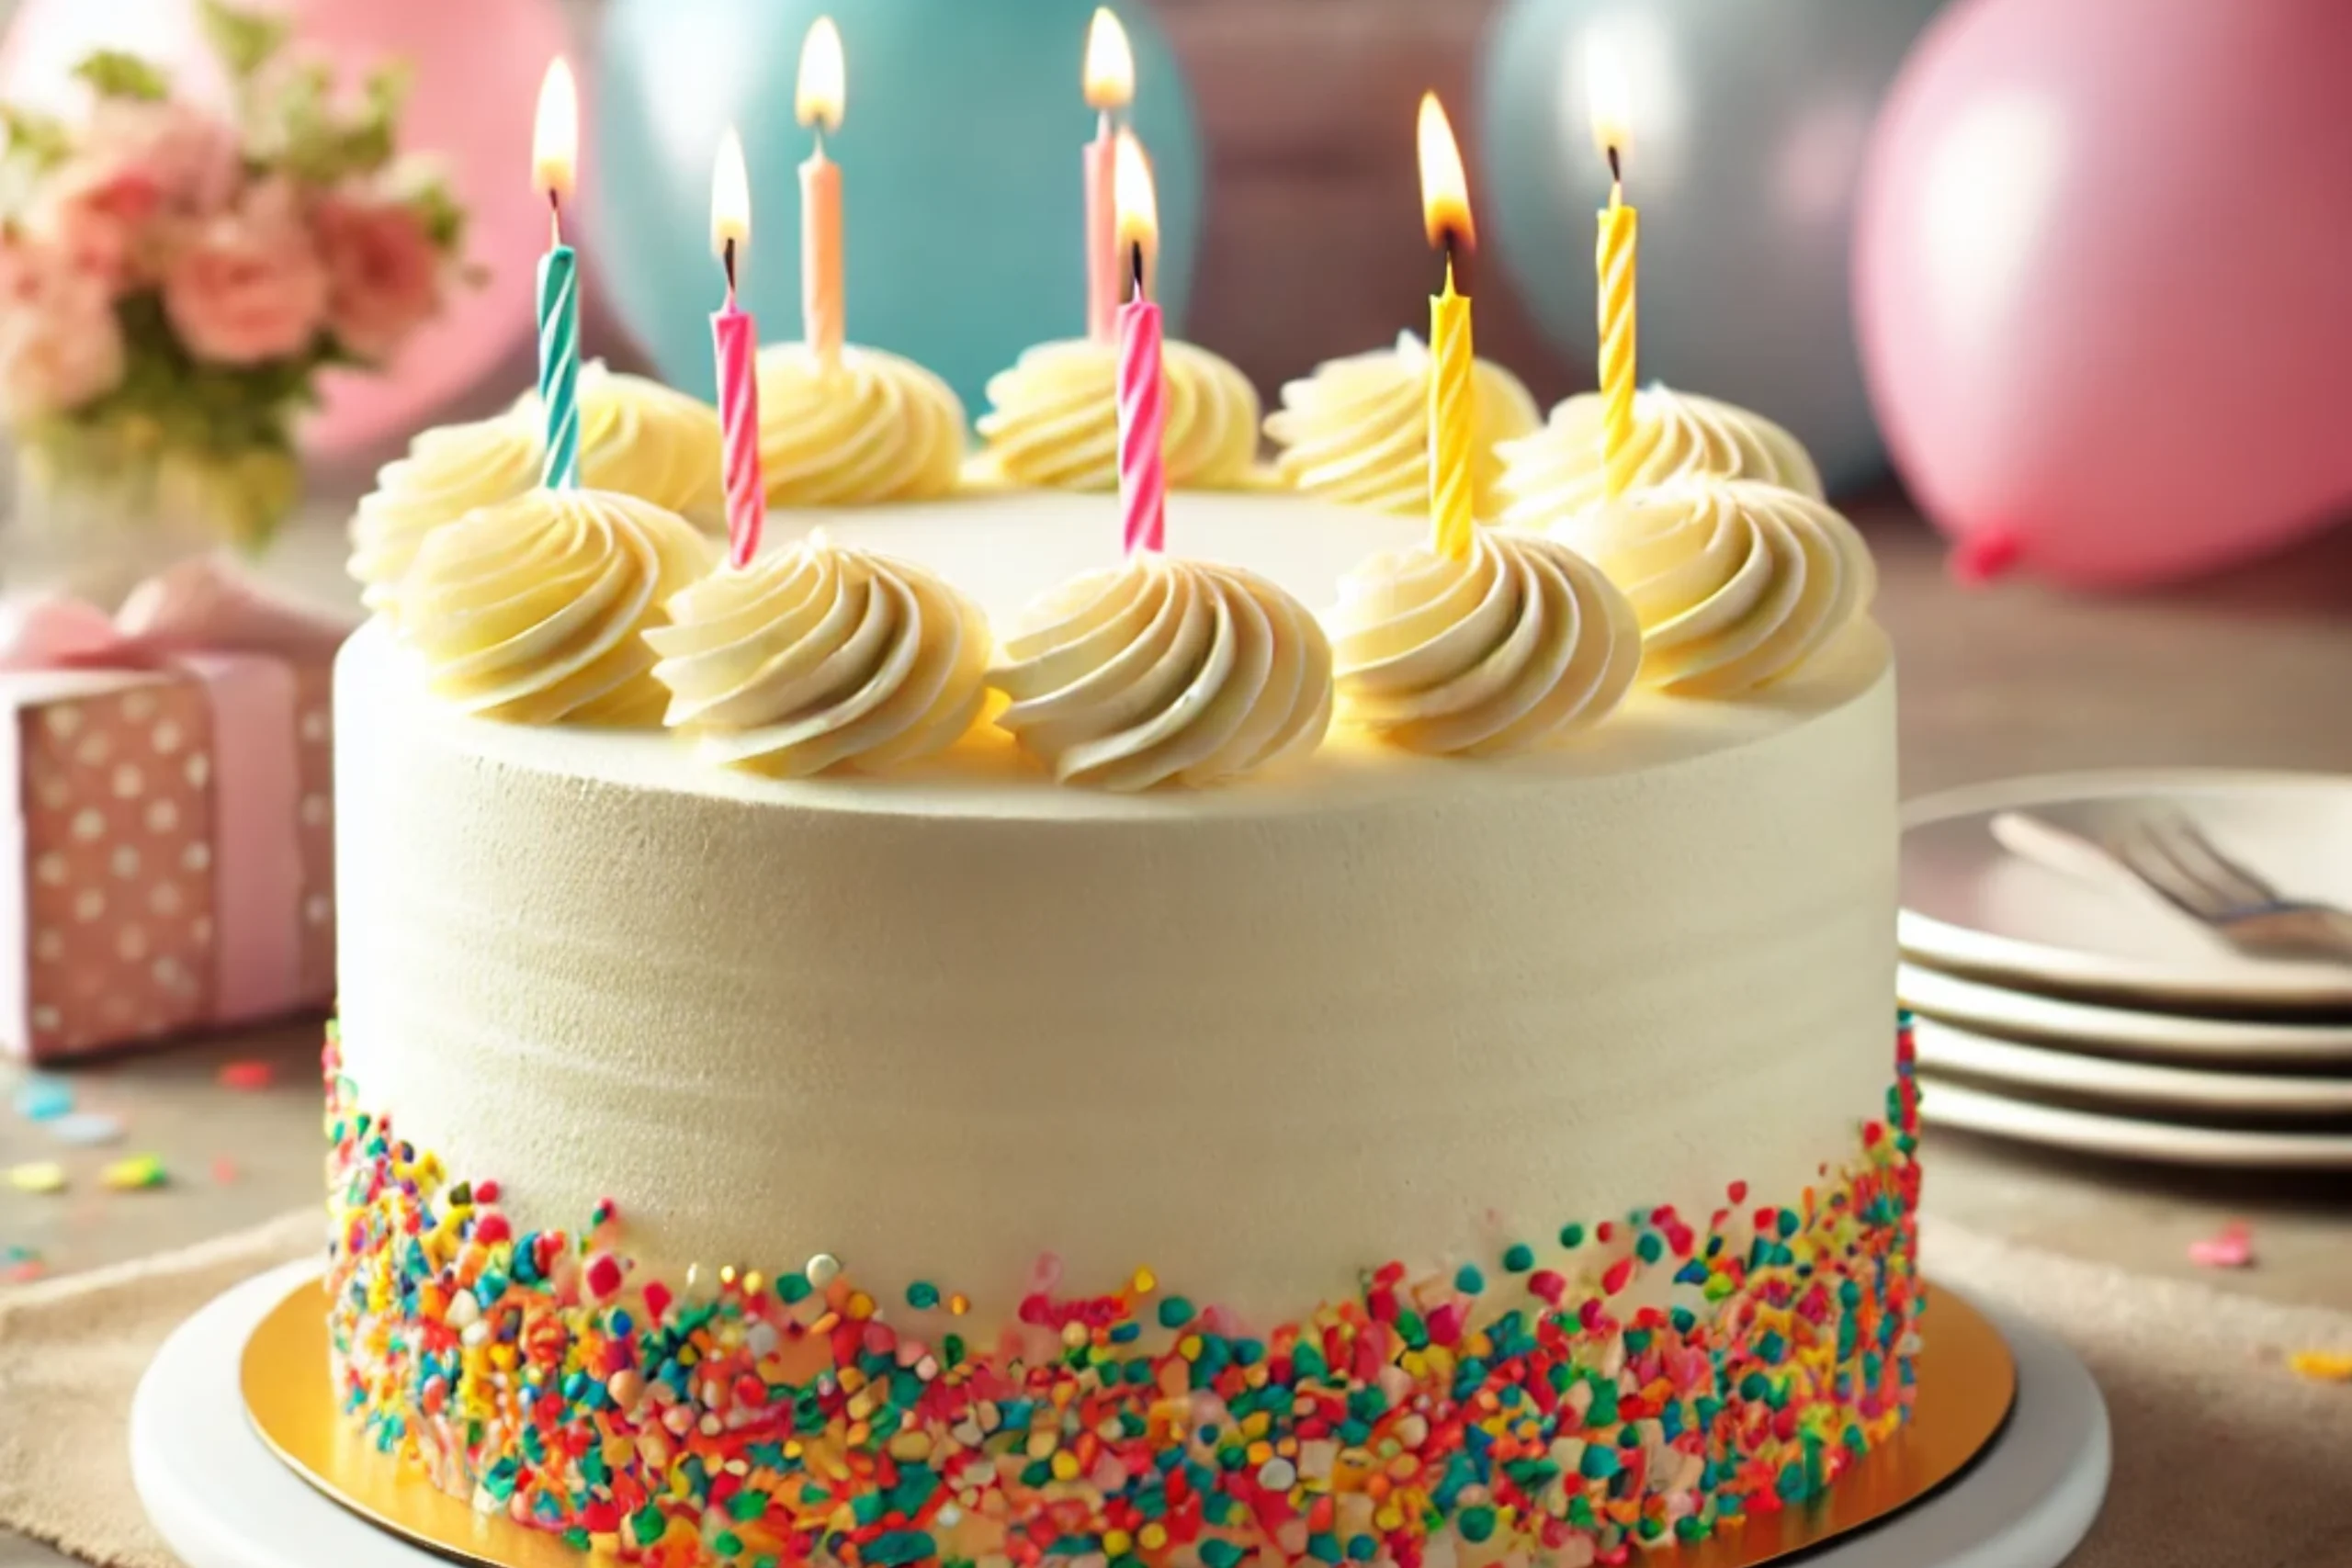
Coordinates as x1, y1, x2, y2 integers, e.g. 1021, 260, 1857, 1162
0, 1, 469, 567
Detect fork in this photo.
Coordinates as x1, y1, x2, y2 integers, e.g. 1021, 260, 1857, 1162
1990, 806, 2352, 966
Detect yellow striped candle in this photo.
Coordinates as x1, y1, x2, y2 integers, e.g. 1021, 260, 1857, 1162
1589, 40, 1639, 497
1417, 92, 1476, 562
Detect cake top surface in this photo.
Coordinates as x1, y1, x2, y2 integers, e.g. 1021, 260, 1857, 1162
352, 487, 1888, 822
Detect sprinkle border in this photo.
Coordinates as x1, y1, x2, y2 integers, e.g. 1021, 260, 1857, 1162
327, 1021, 1922, 1568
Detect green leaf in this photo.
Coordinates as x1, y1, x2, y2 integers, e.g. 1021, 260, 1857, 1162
72, 50, 170, 103
0, 105, 74, 175
197, 0, 289, 80
406, 176, 468, 254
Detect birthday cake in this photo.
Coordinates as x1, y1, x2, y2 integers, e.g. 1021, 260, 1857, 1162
322, 42, 1915, 1568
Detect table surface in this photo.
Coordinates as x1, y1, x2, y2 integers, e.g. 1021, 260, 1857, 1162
4, 503, 2351, 1567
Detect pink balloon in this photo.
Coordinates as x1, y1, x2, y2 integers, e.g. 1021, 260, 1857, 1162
0, 0, 571, 465
1853, 0, 2352, 589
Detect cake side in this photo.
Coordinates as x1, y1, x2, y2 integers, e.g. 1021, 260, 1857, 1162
334, 611, 1897, 1320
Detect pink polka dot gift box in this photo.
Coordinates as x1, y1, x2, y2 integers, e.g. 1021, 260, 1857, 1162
0, 559, 349, 1062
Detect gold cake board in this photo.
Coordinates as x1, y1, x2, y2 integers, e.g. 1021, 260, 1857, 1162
244, 1280, 2013, 1568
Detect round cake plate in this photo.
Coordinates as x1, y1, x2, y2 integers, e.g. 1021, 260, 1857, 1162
133, 1261, 2110, 1568
1913, 1017, 2352, 1119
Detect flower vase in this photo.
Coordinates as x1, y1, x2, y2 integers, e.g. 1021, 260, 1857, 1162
4, 423, 299, 607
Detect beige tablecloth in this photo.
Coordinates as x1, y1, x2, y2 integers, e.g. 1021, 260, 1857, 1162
1, 1213, 2346, 1568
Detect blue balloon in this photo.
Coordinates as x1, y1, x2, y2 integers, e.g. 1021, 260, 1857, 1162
1478, 0, 1944, 493
589, 0, 1202, 418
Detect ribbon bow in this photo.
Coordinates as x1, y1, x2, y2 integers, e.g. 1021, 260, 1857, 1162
0, 556, 353, 1036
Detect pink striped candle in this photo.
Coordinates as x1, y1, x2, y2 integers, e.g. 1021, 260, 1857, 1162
710, 129, 764, 567
1112, 129, 1164, 556
712, 288, 763, 567
1116, 278, 1165, 556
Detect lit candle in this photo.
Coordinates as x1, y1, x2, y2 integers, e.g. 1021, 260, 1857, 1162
710, 127, 763, 569
531, 58, 582, 490
1417, 92, 1476, 561
1588, 39, 1638, 497
797, 17, 847, 370
1114, 130, 1164, 557
1082, 7, 1136, 344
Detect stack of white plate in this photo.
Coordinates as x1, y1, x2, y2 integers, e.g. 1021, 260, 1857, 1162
1899, 769, 2352, 1168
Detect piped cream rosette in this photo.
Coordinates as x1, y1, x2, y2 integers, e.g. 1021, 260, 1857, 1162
390, 489, 712, 726
1494, 385, 1822, 532
646, 534, 991, 777
1264, 331, 1541, 519
987, 553, 1333, 791
1329, 525, 1641, 758
755, 344, 967, 506
1555, 477, 1876, 697
351, 364, 722, 612
970, 337, 1261, 491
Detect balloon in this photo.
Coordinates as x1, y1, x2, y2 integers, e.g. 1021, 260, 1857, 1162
0, 0, 572, 467
1479, 0, 1945, 494
588, 0, 1203, 420
1853, 0, 2352, 588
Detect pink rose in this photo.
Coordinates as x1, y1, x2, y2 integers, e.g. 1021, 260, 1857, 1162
312, 198, 443, 363
163, 181, 330, 366
83, 99, 240, 218
37, 157, 165, 289
0, 239, 126, 418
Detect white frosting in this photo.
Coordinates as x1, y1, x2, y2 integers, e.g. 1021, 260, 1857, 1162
989, 553, 1333, 791
1555, 479, 1878, 697
648, 536, 992, 776
335, 491, 1896, 1323
1330, 527, 1641, 757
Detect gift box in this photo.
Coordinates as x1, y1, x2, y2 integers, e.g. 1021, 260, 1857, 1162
0, 560, 349, 1062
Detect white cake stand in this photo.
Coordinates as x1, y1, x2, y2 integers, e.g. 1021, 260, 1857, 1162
133, 1261, 2111, 1568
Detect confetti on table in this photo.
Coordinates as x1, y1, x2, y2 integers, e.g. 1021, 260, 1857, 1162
211, 1155, 240, 1185
2188, 1220, 2255, 1269
101, 1153, 168, 1191
47, 1111, 124, 1147
10, 1077, 72, 1121
2288, 1350, 2352, 1383
1, 1243, 43, 1282
217, 1060, 276, 1091
6, 1162, 65, 1195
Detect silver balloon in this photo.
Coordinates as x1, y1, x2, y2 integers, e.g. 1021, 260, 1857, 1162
1479, 0, 1946, 493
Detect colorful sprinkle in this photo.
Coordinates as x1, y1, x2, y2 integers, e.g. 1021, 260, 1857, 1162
2187, 1221, 2255, 1269
2287, 1350, 2352, 1382
48, 1111, 124, 1147
11, 1077, 71, 1122
6, 1161, 65, 1195
218, 1059, 277, 1091
101, 1153, 167, 1190
326, 1025, 1923, 1568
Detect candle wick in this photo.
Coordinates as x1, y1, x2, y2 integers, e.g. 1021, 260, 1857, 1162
1128, 239, 1146, 301
723, 235, 739, 299
1605, 143, 1623, 187
811, 124, 827, 161
547, 188, 562, 248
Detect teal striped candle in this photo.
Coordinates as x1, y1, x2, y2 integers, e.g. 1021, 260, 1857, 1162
537, 243, 582, 489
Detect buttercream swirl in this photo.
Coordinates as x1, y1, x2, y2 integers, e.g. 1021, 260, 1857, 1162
1264, 331, 1541, 519
390, 489, 712, 726
646, 534, 990, 776
352, 364, 722, 613
755, 344, 967, 506
1329, 526, 1641, 757
1494, 385, 1822, 532
1555, 478, 1876, 697
971, 337, 1260, 491
988, 553, 1332, 791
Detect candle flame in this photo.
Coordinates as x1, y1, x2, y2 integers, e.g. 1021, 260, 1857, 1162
710, 126, 751, 259
1417, 91, 1474, 254
1586, 35, 1633, 169
532, 57, 578, 200
797, 17, 845, 133
1083, 8, 1135, 110
1114, 129, 1157, 253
